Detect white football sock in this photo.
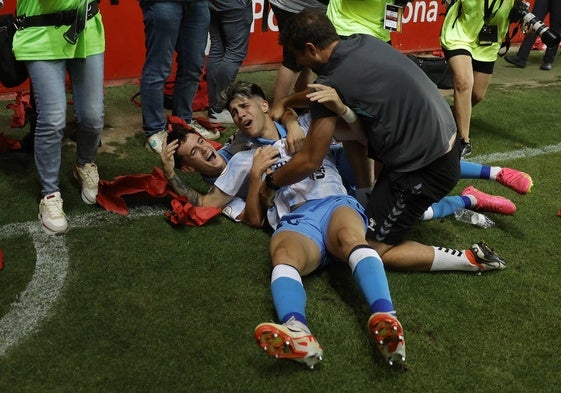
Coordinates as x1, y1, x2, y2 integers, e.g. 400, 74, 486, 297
430, 246, 478, 272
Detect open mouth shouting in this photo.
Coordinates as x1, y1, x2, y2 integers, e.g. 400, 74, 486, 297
206, 150, 217, 163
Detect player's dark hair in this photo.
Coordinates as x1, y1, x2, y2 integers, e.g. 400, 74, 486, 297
279, 8, 339, 53
219, 80, 268, 111
166, 124, 198, 169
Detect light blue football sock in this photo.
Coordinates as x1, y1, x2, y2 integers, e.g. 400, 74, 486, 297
461, 161, 491, 179
348, 246, 394, 314
426, 195, 472, 219
270, 264, 307, 325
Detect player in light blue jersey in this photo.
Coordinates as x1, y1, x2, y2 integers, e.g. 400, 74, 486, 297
161, 81, 407, 367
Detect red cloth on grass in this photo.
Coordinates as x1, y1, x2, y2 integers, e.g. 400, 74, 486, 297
193, 116, 226, 133
166, 115, 224, 150
6, 91, 31, 128
165, 199, 222, 226
96, 167, 221, 226
167, 114, 225, 137
0, 133, 22, 153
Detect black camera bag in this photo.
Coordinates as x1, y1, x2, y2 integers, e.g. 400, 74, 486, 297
0, 14, 28, 88
0, 1, 102, 88
406, 54, 454, 90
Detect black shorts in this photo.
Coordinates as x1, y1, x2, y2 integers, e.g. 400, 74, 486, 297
365, 137, 461, 245
271, 5, 304, 72
442, 48, 495, 74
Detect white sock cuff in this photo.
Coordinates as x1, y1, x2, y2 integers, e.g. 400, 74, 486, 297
271, 264, 302, 284
422, 206, 434, 221
489, 166, 501, 180
348, 246, 380, 274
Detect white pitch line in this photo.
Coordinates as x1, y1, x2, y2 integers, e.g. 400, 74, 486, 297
0, 227, 68, 357
470, 142, 561, 164
0, 205, 163, 357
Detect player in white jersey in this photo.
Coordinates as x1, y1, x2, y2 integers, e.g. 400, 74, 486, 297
161, 81, 407, 368
214, 120, 347, 229
162, 82, 514, 273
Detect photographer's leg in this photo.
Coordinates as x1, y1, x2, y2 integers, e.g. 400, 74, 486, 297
471, 71, 492, 106
516, 33, 538, 64
448, 54, 474, 143
543, 0, 561, 66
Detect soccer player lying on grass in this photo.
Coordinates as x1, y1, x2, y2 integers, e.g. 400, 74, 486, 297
162, 82, 518, 273
162, 82, 407, 368
164, 112, 531, 222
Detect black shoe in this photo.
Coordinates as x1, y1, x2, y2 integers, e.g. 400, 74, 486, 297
469, 241, 507, 272
504, 55, 526, 68
460, 138, 472, 158
540, 62, 552, 71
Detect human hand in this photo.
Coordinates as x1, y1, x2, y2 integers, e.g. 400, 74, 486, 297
282, 108, 305, 154
259, 178, 276, 208
306, 84, 347, 116
269, 100, 288, 122
251, 146, 280, 180
160, 138, 178, 180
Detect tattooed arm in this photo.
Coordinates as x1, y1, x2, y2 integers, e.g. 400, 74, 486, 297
168, 175, 232, 208
168, 174, 202, 206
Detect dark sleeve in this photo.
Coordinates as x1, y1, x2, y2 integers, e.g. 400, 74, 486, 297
310, 100, 338, 120
309, 79, 339, 119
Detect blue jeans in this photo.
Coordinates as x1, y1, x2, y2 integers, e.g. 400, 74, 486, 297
26, 54, 104, 196
207, 4, 252, 113
140, 1, 210, 136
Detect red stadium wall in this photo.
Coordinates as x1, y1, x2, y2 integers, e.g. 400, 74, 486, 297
0, 0, 534, 95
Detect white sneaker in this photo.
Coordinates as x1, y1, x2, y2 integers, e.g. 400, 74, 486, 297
189, 120, 220, 140
146, 129, 167, 154
39, 192, 68, 235
209, 108, 234, 124
73, 162, 99, 205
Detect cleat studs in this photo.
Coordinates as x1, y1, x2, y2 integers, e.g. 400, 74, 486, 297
388, 360, 394, 366
374, 329, 380, 335
392, 326, 398, 332
378, 340, 384, 345
285, 340, 290, 346
401, 356, 406, 362
274, 354, 279, 359
263, 346, 268, 351
273, 333, 278, 338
